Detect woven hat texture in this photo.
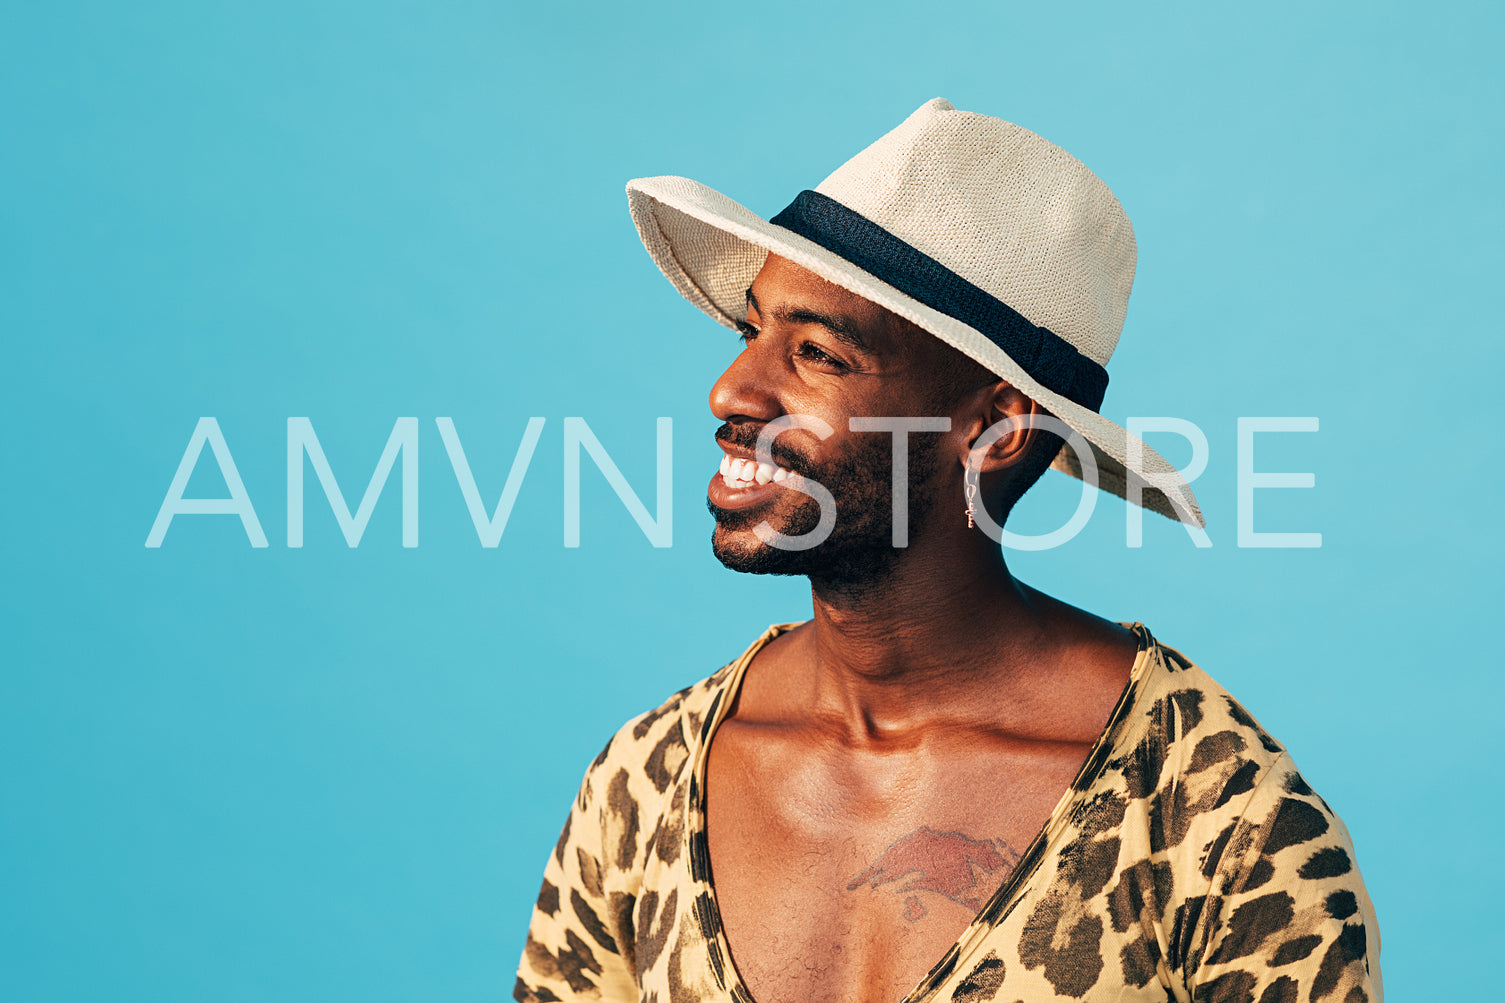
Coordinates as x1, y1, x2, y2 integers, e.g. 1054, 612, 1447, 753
626, 98, 1203, 527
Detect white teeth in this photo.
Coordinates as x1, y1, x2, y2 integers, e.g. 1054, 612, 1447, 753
717, 453, 794, 489
718, 455, 754, 488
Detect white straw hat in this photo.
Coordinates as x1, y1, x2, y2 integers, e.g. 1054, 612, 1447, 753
626, 97, 1203, 527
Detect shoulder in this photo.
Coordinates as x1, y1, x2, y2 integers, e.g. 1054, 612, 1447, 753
585, 621, 797, 787
573, 624, 791, 838
1139, 643, 1383, 996
1105, 633, 1375, 912
582, 661, 736, 803
1111, 632, 1289, 795
1081, 633, 1380, 993
1076, 631, 1301, 882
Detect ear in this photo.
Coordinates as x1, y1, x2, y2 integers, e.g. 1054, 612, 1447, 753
955, 380, 1048, 475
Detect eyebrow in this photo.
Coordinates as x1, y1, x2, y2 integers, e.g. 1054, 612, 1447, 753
745, 288, 873, 354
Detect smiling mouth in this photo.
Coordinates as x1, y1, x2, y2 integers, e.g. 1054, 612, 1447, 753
718, 454, 796, 490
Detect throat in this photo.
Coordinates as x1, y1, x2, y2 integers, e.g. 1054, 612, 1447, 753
803, 569, 1046, 699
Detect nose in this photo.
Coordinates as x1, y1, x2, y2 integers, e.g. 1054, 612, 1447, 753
709, 339, 782, 424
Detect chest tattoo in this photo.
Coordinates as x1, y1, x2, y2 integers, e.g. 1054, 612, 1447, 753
846, 826, 1022, 922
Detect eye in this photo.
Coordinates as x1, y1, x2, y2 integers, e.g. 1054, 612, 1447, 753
796, 341, 849, 371
735, 321, 759, 345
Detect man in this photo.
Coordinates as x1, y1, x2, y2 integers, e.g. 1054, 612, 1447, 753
515, 99, 1380, 1002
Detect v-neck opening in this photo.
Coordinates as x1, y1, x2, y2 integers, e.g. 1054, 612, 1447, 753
686, 621, 1160, 1003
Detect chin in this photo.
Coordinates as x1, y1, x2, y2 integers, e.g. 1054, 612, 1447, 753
708, 520, 906, 590
710, 522, 809, 577
706, 493, 821, 573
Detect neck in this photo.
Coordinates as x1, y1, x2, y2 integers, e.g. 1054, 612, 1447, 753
796, 524, 1055, 733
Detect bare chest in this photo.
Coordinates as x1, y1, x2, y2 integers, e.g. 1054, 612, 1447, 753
704, 729, 1092, 1003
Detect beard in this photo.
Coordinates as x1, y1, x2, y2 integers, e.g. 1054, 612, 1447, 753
707, 421, 942, 593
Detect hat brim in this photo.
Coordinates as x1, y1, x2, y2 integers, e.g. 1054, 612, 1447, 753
626, 175, 1205, 529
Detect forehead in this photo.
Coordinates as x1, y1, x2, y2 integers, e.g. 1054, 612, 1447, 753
747, 255, 910, 351
749, 255, 887, 317
746, 255, 978, 377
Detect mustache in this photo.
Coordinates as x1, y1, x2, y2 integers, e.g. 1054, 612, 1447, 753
713, 422, 814, 476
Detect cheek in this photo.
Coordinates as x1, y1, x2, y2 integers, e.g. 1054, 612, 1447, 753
778, 381, 943, 464
771, 391, 853, 445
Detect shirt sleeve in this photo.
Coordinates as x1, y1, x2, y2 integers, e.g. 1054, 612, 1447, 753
513, 740, 642, 1003
1190, 754, 1383, 1002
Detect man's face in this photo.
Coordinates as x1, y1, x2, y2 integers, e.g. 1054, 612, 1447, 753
706, 255, 970, 586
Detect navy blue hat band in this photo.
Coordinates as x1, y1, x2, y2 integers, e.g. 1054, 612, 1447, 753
768, 190, 1109, 412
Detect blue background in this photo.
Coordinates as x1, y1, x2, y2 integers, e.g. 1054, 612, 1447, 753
3, 1, 1499, 999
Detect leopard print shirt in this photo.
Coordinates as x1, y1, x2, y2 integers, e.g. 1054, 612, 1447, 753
516, 623, 1381, 1002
